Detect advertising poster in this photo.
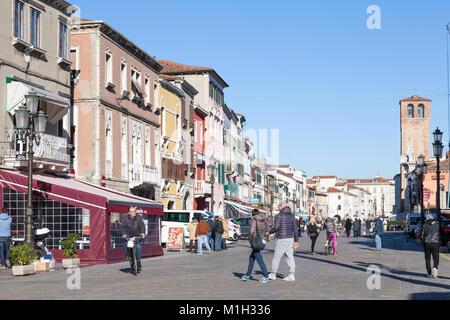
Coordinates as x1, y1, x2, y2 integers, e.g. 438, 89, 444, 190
167, 227, 184, 249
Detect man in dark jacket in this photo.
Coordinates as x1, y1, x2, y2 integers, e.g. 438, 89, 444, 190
345, 217, 352, 237
268, 203, 299, 281
120, 206, 146, 273
353, 218, 361, 237
419, 214, 441, 278
207, 216, 215, 250
214, 217, 224, 251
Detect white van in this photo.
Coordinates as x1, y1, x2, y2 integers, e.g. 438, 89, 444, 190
161, 210, 211, 246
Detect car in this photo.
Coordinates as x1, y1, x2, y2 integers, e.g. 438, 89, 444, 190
405, 213, 425, 238
228, 219, 241, 241
237, 217, 252, 239
441, 219, 450, 245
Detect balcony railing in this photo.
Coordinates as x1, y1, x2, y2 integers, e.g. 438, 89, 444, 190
194, 180, 211, 196
1, 130, 70, 170
129, 164, 159, 188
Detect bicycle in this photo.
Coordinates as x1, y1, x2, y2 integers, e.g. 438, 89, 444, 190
324, 233, 334, 256
127, 236, 143, 276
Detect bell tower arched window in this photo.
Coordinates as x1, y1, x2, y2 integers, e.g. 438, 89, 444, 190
407, 105, 414, 118
417, 104, 424, 118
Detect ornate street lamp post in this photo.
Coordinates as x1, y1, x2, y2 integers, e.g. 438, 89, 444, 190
416, 154, 427, 225
433, 127, 444, 245
14, 91, 47, 248
207, 156, 216, 214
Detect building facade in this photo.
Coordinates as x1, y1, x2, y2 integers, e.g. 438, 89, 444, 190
71, 19, 162, 196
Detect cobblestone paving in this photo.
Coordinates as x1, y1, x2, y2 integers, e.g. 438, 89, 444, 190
0, 231, 449, 300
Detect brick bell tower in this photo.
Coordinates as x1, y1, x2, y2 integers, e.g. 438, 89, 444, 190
399, 95, 431, 212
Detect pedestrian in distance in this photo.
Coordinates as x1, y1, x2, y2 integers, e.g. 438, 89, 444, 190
268, 203, 299, 282
0, 208, 12, 269
241, 209, 271, 283
195, 218, 212, 255
214, 217, 224, 251
365, 219, 372, 236
323, 215, 338, 255
307, 216, 320, 254
187, 217, 199, 254
353, 218, 361, 238
373, 215, 384, 251
298, 217, 305, 238
345, 217, 352, 237
207, 216, 215, 250
221, 218, 230, 249
418, 214, 441, 278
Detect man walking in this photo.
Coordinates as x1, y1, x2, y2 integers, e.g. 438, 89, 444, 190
195, 218, 212, 255
207, 216, 215, 250
353, 218, 361, 238
373, 215, 384, 251
0, 208, 12, 269
419, 214, 441, 278
214, 217, 224, 251
345, 217, 352, 237
268, 203, 299, 282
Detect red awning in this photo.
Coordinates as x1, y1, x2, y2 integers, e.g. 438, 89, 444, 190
0, 169, 163, 215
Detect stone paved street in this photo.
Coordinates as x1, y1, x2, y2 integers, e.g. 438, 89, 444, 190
0, 231, 449, 300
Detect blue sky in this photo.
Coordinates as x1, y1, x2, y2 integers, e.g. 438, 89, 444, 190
71, 0, 450, 179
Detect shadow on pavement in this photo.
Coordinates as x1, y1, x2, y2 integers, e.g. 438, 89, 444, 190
354, 261, 450, 280
348, 233, 424, 252
294, 252, 450, 291
409, 292, 450, 300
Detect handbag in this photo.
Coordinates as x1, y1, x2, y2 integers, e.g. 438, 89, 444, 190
250, 219, 264, 251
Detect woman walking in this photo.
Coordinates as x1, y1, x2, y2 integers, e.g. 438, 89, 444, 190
241, 209, 271, 283
307, 217, 320, 254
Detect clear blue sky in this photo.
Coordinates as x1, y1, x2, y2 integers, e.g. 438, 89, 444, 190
71, 0, 450, 179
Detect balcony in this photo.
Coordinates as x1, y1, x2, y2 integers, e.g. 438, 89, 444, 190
1, 130, 70, 171
194, 180, 211, 196
129, 164, 159, 188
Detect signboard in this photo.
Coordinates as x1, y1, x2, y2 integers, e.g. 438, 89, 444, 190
15, 130, 27, 160
423, 189, 430, 201
249, 199, 260, 205
166, 227, 184, 249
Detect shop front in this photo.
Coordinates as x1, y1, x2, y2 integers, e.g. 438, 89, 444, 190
0, 169, 164, 264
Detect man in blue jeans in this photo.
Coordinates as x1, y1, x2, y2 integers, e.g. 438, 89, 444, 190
207, 217, 215, 250
373, 215, 384, 251
120, 207, 146, 274
0, 208, 12, 269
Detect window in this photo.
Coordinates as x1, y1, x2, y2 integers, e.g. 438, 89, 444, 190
199, 121, 203, 145
105, 49, 113, 84
59, 22, 68, 59
145, 76, 150, 105
30, 7, 40, 47
105, 109, 113, 177
194, 119, 197, 143
121, 60, 127, 93
145, 125, 150, 166
4, 187, 90, 250
418, 104, 424, 118
407, 104, 414, 118
121, 116, 128, 180
14, 0, 24, 39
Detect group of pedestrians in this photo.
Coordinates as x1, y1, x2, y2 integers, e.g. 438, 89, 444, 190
242, 202, 299, 283
187, 215, 231, 255
343, 217, 363, 237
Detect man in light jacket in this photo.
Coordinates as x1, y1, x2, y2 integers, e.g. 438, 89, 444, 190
268, 203, 299, 281
0, 208, 12, 269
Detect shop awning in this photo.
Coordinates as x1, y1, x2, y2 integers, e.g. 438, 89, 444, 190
0, 169, 163, 215
224, 200, 268, 219
6, 80, 69, 125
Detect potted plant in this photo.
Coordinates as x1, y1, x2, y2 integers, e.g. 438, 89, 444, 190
10, 244, 37, 276
61, 233, 80, 268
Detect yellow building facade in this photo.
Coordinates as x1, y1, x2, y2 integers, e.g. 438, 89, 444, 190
157, 80, 186, 210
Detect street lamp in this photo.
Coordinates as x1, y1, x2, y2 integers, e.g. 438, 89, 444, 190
14, 92, 47, 248
416, 154, 427, 224
433, 127, 444, 245
207, 156, 216, 214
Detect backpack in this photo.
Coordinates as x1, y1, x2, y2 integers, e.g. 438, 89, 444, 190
250, 219, 264, 251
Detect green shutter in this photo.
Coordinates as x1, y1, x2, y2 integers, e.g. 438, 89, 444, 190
221, 164, 225, 184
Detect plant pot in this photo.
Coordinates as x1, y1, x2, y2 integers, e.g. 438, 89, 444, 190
62, 258, 80, 269
12, 264, 36, 276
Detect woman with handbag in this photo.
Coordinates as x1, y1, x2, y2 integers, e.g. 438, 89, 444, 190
307, 217, 319, 254
241, 209, 271, 284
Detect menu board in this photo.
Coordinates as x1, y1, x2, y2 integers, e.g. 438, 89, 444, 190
167, 227, 184, 249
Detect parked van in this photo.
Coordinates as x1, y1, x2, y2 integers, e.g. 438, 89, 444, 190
405, 212, 436, 238
161, 210, 211, 245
